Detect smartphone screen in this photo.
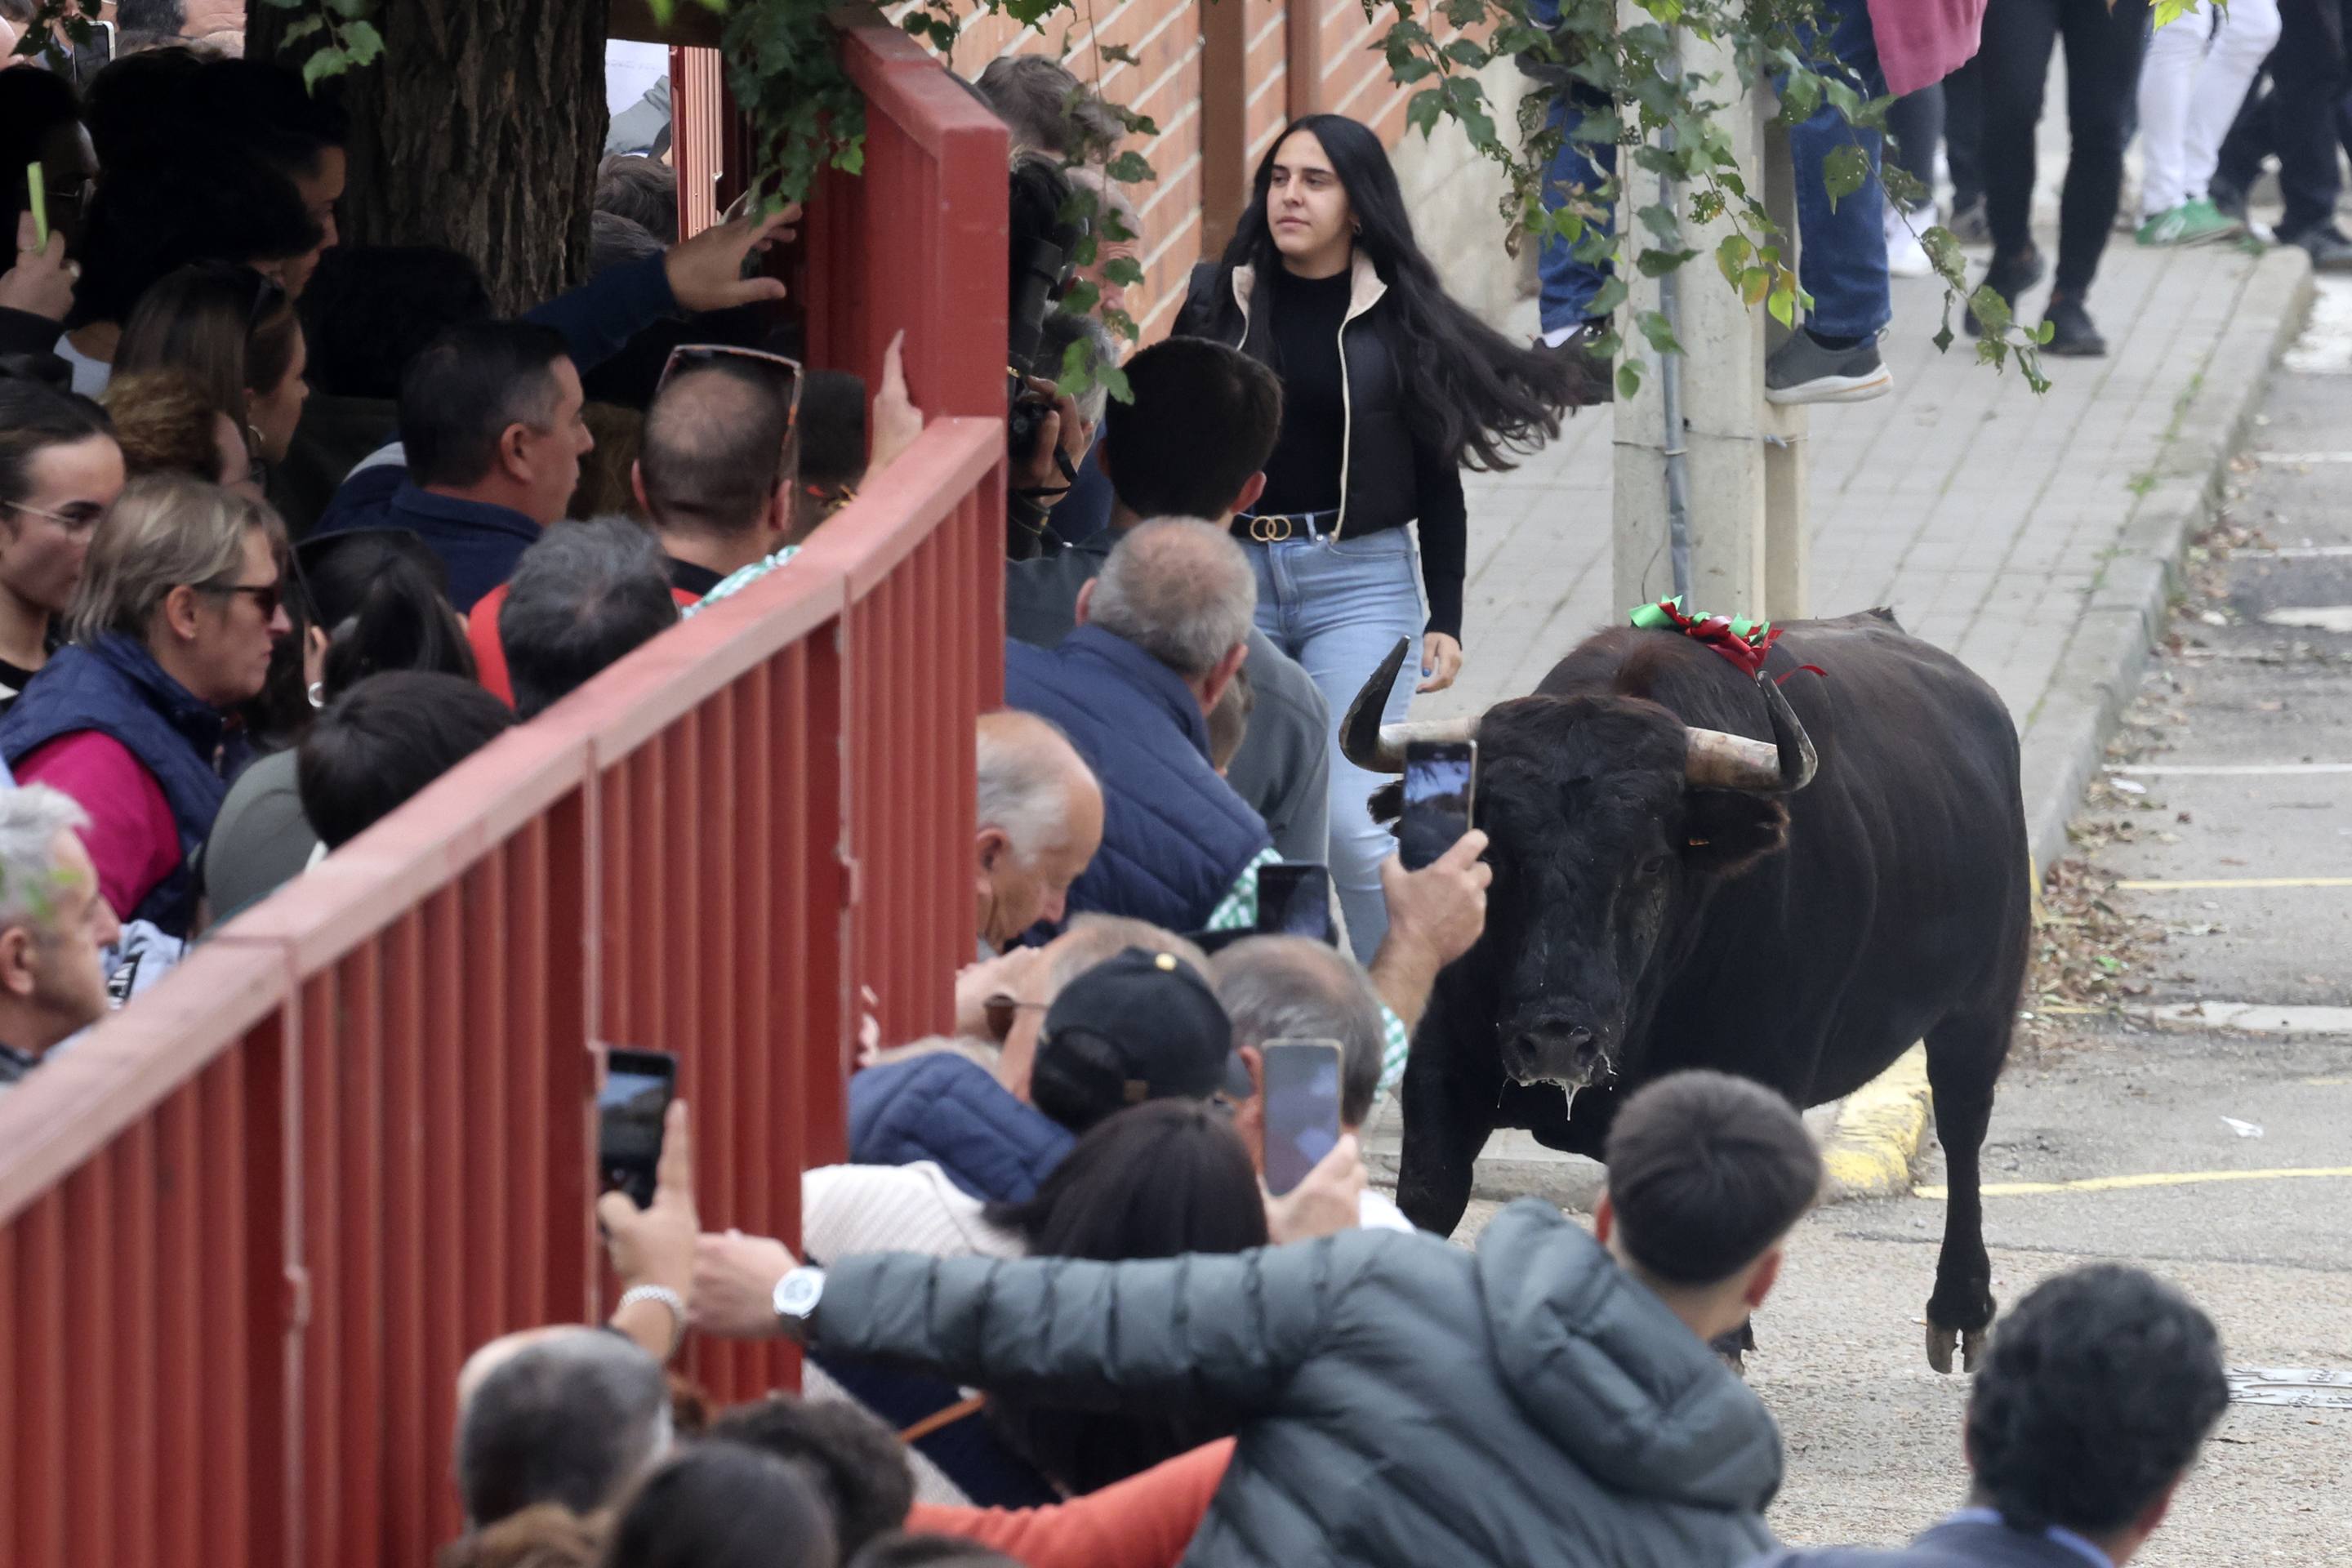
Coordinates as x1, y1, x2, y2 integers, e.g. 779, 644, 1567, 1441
1261, 1039, 1343, 1196
1399, 740, 1477, 871
1255, 862, 1334, 943
598, 1047, 677, 1210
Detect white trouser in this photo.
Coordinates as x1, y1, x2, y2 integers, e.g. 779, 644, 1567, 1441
2137, 0, 2284, 216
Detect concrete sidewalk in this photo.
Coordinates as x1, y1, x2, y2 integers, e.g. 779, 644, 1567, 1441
1432, 238, 2311, 879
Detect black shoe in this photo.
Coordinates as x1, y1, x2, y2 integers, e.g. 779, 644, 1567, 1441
2040, 293, 2106, 357
2209, 177, 2249, 225
2283, 224, 2352, 273
1540, 319, 1615, 406
1764, 329, 1893, 404
1962, 245, 2047, 337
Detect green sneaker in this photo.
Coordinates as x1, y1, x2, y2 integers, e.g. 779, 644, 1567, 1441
2137, 198, 2245, 247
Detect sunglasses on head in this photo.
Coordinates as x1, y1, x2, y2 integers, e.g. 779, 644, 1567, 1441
657, 345, 804, 428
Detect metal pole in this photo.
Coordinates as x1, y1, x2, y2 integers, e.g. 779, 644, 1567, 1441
1657, 51, 1693, 603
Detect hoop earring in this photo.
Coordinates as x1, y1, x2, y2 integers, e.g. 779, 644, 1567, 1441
307, 681, 326, 710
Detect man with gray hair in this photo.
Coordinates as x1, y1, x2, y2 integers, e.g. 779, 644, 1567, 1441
1211, 934, 1419, 1232
452, 1325, 673, 1528
499, 515, 682, 721
0, 784, 122, 1093
973, 710, 1103, 955
1005, 519, 1272, 933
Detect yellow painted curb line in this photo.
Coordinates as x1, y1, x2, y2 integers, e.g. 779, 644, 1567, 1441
1820, 1043, 1932, 1200
1914, 1166, 2352, 1200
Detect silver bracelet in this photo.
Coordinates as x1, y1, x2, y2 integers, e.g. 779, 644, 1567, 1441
617, 1284, 687, 1356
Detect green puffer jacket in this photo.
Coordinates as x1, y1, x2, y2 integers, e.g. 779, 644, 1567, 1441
815, 1198, 1784, 1567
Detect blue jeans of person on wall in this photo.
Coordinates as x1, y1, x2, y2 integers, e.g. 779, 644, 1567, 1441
1246, 528, 1424, 963
1531, 0, 1891, 340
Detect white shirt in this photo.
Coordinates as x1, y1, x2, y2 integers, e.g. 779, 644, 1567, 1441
54, 333, 109, 398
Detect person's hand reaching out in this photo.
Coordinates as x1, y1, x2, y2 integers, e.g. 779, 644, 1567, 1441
693, 1229, 801, 1339
664, 205, 800, 314
598, 1098, 697, 1360
1263, 1134, 1367, 1245
1, 211, 77, 323
868, 329, 925, 479
1370, 829, 1491, 1031
1009, 377, 1083, 497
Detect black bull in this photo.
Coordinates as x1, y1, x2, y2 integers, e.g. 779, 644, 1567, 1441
1350, 612, 2029, 1371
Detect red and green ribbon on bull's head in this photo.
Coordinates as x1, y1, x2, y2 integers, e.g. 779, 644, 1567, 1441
1628, 597, 1781, 678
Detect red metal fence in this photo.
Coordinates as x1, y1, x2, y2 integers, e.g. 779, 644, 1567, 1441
0, 20, 1008, 1566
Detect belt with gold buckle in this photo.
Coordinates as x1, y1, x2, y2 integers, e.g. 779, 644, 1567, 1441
1238, 510, 1339, 544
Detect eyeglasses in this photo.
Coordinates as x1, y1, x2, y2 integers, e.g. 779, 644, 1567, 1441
657, 345, 804, 430
7, 500, 107, 536
200, 581, 283, 621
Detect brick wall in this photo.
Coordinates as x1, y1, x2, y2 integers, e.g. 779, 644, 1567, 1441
937, 0, 1531, 337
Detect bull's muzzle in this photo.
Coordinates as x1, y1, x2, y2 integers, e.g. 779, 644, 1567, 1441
1500, 1012, 1610, 1089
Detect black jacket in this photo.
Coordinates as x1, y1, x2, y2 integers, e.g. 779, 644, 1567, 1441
1752, 1517, 2117, 1568
1177, 254, 1470, 639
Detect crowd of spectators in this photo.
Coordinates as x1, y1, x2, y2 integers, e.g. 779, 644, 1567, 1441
0, 29, 2257, 1568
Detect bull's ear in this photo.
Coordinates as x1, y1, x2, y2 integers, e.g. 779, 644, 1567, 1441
1367, 780, 1404, 824
1678, 790, 1789, 879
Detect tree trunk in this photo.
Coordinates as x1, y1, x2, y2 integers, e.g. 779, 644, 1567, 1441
247, 0, 609, 313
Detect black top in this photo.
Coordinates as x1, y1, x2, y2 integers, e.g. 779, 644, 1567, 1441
666, 555, 727, 599
1255, 267, 1352, 515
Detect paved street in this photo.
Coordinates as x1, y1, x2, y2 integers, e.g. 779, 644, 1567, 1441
1422, 283, 2352, 1566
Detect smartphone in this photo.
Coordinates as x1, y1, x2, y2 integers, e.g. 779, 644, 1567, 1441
68, 20, 114, 83
1398, 739, 1477, 871
1261, 1039, 1343, 1196
1255, 862, 1334, 944
598, 1046, 678, 1209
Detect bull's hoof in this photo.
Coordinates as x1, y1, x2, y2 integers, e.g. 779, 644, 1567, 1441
1925, 1321, 1991, 1374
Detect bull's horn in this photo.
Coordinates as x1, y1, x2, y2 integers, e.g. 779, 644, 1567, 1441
1684, 673, 1820, 793
1339, 637, 1478, 773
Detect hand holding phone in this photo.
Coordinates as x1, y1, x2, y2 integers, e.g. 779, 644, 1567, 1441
599, 1046, 678, 1209
1260, 1039, 1344, 1196
1399, 740, 1477, 872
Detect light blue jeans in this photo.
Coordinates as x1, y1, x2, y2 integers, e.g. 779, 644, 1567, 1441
1245, 528, 1423, 962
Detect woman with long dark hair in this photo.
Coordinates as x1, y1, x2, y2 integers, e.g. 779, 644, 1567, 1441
1176, 114, 1572, 956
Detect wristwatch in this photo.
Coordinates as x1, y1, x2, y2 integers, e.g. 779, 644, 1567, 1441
772, 1264, 826, 1342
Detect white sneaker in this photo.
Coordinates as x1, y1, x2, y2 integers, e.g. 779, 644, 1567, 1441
1886, 202, 1934, 278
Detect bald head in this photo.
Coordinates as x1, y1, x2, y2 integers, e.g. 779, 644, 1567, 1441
637, 363, 796, 538
1082, 518, 1257, 679
453, 1325, 671, 1527
976, 711, 1106, 946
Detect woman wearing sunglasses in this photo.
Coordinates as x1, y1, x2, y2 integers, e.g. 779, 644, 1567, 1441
0, 477, 291, 938
113, 262, 310, 497
0, 379, 123, 714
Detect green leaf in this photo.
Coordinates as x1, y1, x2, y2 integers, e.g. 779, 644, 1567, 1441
301, 45, 350, 89
1405, 88, 1445, 140
1103, 150, 1153, 184
339, 19, 385, 67
1615, 361, 1643, 400
323, 0, 370, 17
1441, 37, 1490, 69
280, 14, 324, 41
1588, 276, 1630, 317
1097, 42, 1138, 65
1715, 232, 1752, 285
1821, 143, 1869, 212
2152, 0, 2200, 25
1634, 309, 1683, 356
1391, 55, 1439, 83
1633, 247, 1698, 277
1932, 314, 1955, 354
1104, 256, 1144, 286
1766, 276, 1796, 328
1634, 201, 1680, 243
1778, 70, 1821, 124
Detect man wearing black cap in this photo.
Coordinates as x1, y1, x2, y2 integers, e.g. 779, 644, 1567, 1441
1027, 947, 1252, 1134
